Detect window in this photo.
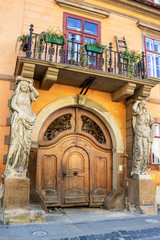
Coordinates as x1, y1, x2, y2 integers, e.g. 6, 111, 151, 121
64, 13, 100, 43
147, 0, 160, 3
154, 0, 160, 4
63, 12, 101, 63
145, 37, 160, 78
151, 123, 160, 165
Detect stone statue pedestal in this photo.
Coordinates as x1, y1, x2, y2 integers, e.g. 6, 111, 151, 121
3, 177, 30, 224
126, 175, 157, 214
3, 177, 45, 224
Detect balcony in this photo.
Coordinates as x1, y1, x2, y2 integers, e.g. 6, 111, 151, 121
15, 25, 160, 102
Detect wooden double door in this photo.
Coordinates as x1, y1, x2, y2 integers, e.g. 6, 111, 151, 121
37, 107, 112, 207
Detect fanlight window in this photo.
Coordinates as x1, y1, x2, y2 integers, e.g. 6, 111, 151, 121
81, 115, 106, 144
43, 114, 72, 141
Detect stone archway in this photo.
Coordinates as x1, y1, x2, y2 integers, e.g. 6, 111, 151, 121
32, 96, 125, 191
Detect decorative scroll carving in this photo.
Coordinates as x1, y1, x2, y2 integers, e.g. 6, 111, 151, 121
44, 114, 72, 141
81, 115, 106, 144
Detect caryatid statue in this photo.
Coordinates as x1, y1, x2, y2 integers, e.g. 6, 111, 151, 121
131, 99, 154, 178
4, 76, 39, 177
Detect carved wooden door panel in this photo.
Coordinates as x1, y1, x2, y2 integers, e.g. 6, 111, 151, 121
41, 154, 59, 205
61, 146, 89, 204
37, 107, 112, 207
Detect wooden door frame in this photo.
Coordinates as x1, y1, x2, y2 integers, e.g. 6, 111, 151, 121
32, 96, 125, 190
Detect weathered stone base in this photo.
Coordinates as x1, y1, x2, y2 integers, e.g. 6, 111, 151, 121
3, 205, 46, 224
103, 189, 125, 210
128, 204, 157, 214
126, 177, 157, 215
3, 177, 30, 210
2, 177, 46, 224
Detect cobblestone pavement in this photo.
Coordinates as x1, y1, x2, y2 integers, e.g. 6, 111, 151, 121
61, 227, 160, 240
1, 208, 160, 240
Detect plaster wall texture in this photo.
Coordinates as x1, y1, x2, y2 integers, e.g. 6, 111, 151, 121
87, 0, 160, 25
0, 81, 13, 181
0, 0, 25, 75
0, 0, 159, 76
32, 81, 126, 145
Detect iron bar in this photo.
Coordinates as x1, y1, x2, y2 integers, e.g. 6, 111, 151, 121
22, 24, 147, 81
108, 42, 113, 72
26, 24, 34, 58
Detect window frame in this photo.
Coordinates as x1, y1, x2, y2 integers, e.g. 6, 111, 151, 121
63, 12, 101, 44
150, 122, 160, 166
153, 0, 160, 4
144, 36, 160, 78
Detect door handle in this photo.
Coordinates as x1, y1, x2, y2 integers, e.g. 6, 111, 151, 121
73, 171, 78, 176
62, 171, 67, 179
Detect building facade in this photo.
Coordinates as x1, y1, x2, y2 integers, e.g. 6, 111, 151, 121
0, 0, 160, 209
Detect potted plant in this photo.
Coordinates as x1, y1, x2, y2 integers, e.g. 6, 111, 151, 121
121, 49, 141, 78
84, 41, 106, 53
39, 27, 67, 45
16, 34, 30, 52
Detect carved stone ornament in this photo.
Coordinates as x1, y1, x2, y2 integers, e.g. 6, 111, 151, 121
78, 94, 86, 105
4, 76, 39, 178
131, 100, 154, 179
44, 114, 72, 141
81, 115, 106, 144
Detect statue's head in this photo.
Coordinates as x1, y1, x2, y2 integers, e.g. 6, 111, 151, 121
20, 81, 30, 92
16, 76, 33, 85
139, 100, 147, 110
15, 76, 33, 93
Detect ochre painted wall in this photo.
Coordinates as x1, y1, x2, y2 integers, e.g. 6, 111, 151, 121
147, 171, 160, 186
0, 0, 25, 75
0, 0, 158, 75
33, 81, 126, 146
0, 81, 13, 180
0, 0, 159, 75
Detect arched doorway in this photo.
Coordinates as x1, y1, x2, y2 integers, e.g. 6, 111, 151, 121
36, 107, 112, 207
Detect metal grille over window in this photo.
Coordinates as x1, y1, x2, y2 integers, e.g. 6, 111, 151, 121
81, 115, 106, 144
44, 114, 72, 141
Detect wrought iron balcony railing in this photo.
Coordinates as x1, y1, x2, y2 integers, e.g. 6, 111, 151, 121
21, 24, 147, 80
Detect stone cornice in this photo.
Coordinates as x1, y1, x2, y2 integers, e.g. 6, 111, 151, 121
137, 20, 160, 33
16, 56, 160, 88
133, 0, 160, 9
96, 0, 160, 20
55, 0, 110, 18
0, 74, 15, 82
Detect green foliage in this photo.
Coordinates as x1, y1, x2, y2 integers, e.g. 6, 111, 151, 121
16, 34, 30, 51
79, 45, 88, 68
39, 27, 67, 43
17, 34, 30, 42
122, 49, 141, 78
84, 41, 107, 50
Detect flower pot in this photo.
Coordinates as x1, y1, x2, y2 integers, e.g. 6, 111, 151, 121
85, 45, 103, 53
44, 36, 64, 45
21, 39, 29, 52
